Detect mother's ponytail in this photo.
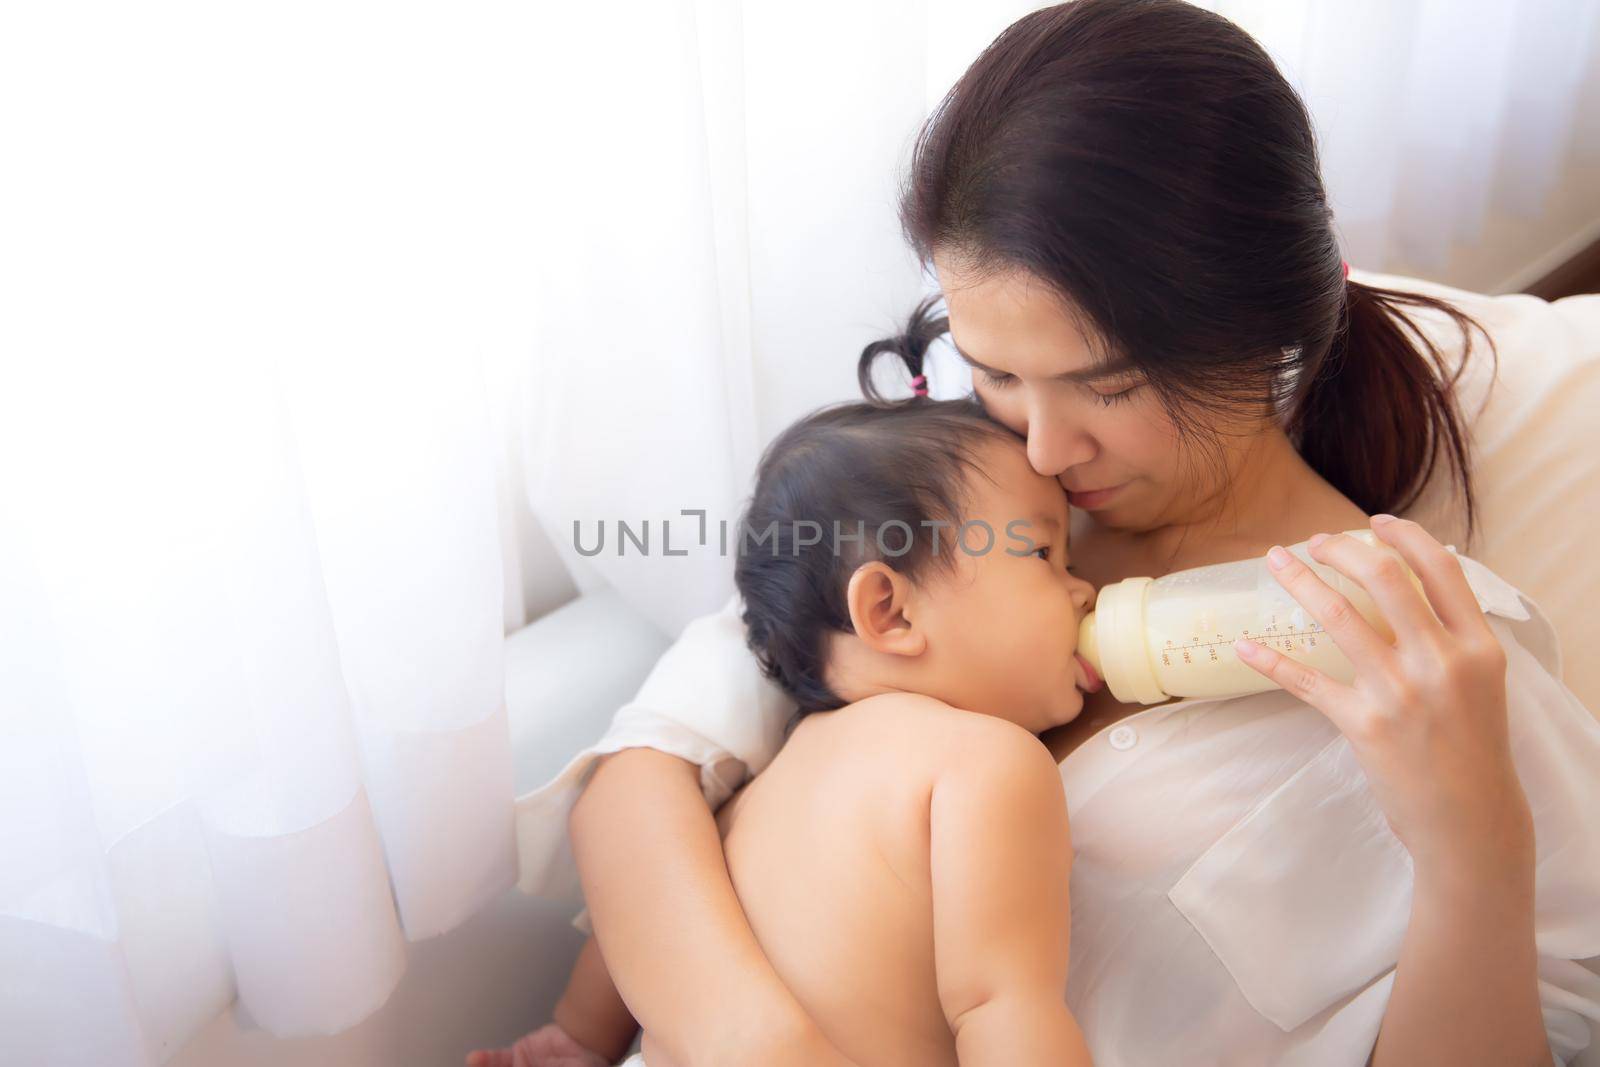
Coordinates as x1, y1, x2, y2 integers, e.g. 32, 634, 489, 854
1287, 280, 1495, 546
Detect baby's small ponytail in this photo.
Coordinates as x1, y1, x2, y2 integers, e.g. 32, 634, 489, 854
857, 295, 949, 404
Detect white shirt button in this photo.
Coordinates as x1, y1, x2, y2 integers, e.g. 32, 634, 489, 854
1108, 725, 1139, 751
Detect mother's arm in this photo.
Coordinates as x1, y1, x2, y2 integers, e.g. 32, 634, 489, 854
569, 746, 858, 1067
1237, 517, 1547, 1066
1369, 837, 1542, 1067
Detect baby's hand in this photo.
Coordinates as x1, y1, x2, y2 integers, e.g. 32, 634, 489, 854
464, 1023, 614, 1067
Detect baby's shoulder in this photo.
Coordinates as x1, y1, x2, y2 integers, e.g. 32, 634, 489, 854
818, 693, 1054, 783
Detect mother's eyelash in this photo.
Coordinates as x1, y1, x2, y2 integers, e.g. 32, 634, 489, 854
978, 366, 1140, 407
1096, 384, 1139, 407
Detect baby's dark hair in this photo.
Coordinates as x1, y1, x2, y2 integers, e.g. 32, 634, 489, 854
735, 297, 1014, 714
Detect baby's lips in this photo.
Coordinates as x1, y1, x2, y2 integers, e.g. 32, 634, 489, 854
1075, 651, 1104, 693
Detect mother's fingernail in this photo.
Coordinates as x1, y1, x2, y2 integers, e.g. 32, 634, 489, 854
1267, 545, 1292, 569
1371, 513, 1396, 524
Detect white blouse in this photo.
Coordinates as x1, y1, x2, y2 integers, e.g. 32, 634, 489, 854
514, 552, 1600, 1065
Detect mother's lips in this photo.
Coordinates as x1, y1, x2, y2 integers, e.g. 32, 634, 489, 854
1065, 482, 1125, 509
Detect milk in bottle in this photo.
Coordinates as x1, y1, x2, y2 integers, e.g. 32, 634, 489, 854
1076, 528, 1427, 704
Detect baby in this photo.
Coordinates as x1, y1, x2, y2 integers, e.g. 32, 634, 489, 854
470, 397, 1102, 1067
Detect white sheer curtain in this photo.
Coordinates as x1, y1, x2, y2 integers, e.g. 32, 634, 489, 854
523, 0, 952, 635
1, 354, 516, 1063
4, 2, 1598, 1065
1, 4, 537, 1064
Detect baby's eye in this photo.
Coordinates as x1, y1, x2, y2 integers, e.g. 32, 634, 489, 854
1032, 545, 1051, 561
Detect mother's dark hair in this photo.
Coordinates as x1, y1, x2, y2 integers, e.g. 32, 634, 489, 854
866, 0, 1493, 543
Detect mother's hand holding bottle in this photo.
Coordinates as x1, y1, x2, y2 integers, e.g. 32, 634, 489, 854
1233, 513, 1543, 1065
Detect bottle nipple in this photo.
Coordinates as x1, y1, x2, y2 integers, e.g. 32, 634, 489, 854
1078, 613, 1101, 677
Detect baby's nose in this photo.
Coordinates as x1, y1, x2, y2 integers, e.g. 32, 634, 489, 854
1072, 579, 1097, 614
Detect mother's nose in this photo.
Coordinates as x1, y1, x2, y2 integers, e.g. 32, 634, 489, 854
1025, 408, 1095, 477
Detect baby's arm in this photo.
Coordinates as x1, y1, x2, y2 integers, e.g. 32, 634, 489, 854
928, 718, 1092, 1067
466, 937, 636, 1067
552, 936, 639, 1063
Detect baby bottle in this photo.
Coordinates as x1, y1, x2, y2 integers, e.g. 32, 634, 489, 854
1076, 529, 1426, 704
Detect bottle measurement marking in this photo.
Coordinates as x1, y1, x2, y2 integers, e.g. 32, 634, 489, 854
1160, 621, 1326, 665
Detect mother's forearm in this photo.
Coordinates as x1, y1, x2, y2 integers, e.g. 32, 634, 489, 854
1370, 839, 1547, 1067
568, 747, 854, 1067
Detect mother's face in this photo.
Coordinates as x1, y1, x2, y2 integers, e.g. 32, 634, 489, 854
933, 254, 1224, 533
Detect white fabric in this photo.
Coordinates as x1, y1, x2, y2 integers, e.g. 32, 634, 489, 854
5, 3, 555, 1061
0, 355, 517, 1064
514, 591, 790, 902
518, 556, 1600, 1063
519, 0, 938, 637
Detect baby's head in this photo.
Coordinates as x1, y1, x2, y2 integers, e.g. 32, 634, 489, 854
734, 395, 1100, 735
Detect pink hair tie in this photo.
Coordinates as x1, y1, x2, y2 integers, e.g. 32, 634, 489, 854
911, 373, 929, 397
1342, 259, 1350, 279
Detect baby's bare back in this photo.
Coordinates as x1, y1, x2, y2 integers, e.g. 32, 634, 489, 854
714, 694, 984, 1067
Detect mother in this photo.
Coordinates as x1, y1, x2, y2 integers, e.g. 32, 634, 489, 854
561, 2, 1600, 1065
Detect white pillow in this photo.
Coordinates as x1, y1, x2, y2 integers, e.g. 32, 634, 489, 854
1352, 269, 1600, 716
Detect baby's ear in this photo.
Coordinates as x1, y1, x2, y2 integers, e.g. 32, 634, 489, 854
843, 561, 925, 656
